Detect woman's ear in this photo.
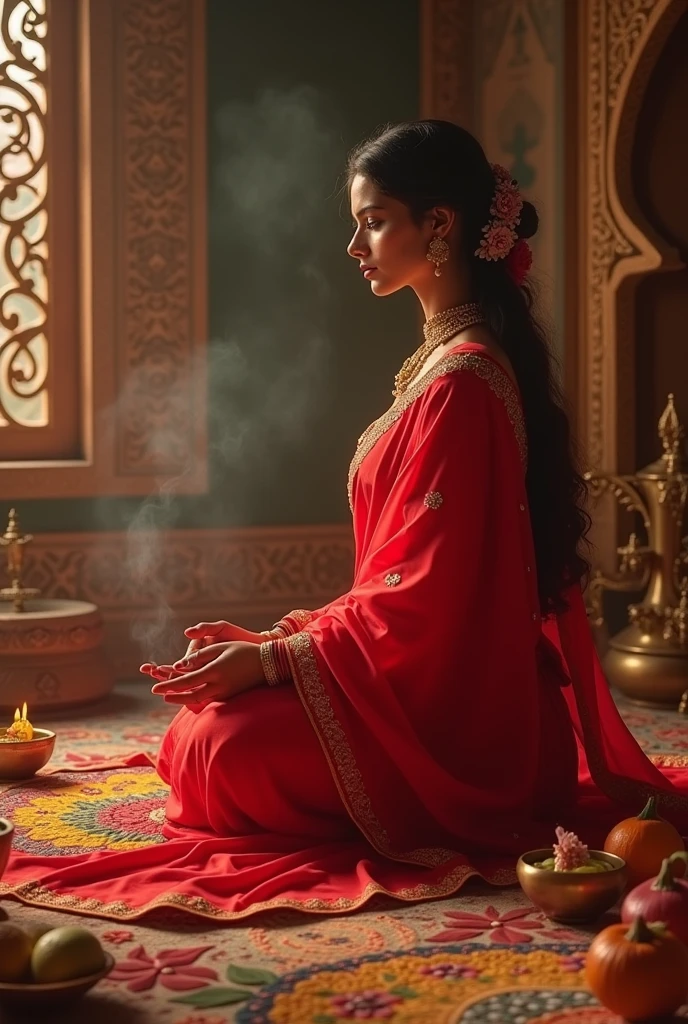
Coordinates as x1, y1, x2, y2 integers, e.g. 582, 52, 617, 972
427, 205, 456, 238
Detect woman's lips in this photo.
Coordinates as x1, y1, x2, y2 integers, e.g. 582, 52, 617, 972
362, 267, 377, 279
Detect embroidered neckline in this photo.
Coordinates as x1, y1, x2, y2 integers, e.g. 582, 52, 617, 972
347, 350, 528, 510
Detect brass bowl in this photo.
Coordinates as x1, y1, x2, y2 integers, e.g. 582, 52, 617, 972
0, 819, 12, 880
0, 728, 56, 780
517, 849, 627, 923
0, 952, 114, 1008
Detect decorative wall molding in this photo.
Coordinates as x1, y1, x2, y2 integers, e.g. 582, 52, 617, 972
18, 525, 354, 680
577, 0, 684, 566
116, 0, 206, 479
420, 0, 475, 129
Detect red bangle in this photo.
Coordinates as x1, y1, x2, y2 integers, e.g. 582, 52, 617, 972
259, 639, 292, 686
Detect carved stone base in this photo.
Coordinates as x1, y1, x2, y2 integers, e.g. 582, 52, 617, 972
0, 599, 114, 711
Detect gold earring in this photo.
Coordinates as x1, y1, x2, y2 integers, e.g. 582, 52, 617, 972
426, 237, 450, 277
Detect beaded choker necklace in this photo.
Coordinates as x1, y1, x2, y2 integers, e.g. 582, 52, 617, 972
393, 302, 484, 399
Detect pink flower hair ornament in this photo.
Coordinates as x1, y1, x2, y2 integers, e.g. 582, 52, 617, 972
475, 162, 532, 286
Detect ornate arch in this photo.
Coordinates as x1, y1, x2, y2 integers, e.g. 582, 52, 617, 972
578, 0, 684, 472
576, 0, 685, 564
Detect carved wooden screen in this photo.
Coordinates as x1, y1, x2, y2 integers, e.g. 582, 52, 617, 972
0, 0, 207, 496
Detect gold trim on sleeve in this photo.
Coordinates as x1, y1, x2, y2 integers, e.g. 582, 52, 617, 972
285, 631, 465, 870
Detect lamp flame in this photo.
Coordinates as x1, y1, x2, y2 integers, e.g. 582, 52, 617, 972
6, 702, 33, 740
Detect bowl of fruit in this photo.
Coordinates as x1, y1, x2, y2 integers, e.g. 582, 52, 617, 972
0, 919, 113, 1007
517, 827, 627, 923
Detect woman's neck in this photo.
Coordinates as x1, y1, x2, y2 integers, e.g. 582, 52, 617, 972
414, 264, 474, 321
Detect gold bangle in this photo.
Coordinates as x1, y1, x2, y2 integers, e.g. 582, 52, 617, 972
259, 641, 281, 687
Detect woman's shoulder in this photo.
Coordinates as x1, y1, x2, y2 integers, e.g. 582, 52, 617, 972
411, 345, 526, 462
416, 343, 518, 405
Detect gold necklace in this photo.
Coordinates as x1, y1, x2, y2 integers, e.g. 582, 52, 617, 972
392, 302, 485, 399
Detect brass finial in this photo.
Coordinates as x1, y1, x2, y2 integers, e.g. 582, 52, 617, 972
658, 394, 685, 474
0, 508, 40, 613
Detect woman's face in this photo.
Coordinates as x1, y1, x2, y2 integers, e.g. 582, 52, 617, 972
347, 174, 436, 296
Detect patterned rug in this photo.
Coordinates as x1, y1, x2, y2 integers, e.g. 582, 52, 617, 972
0, 683, 685, 1023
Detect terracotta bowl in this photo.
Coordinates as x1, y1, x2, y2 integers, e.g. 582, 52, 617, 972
0, 819, 12, 881
0, 728, 55, 780
517, 849, 627, 923
0, 953, 114, 1008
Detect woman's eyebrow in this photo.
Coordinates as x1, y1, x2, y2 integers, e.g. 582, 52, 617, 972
354, 205, 385, 217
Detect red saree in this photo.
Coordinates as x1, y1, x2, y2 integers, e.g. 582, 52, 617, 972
1, 345, 687, 922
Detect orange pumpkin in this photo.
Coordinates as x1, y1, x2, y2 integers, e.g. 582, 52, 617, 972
603, 795, 684, 887
585, 916, 688, 1021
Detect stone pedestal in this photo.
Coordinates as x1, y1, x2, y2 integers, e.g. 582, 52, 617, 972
0, 599, 114, 711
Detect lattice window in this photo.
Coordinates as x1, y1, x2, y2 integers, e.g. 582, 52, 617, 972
0, 0, 207, 497
0, 0, 48, 432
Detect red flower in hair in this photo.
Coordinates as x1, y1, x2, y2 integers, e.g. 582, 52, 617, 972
506, 238, 532, 285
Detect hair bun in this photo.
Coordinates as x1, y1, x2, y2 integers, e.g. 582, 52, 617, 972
517, 200, 538, 240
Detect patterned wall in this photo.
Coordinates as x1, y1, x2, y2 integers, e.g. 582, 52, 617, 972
473, 0, 563, 361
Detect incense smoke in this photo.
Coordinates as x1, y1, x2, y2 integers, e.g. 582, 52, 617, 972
106, 87, 341, 664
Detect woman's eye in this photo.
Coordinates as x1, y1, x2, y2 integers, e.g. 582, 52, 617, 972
366, 219, 381, 229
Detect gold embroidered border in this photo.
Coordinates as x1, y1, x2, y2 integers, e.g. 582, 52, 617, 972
650, 754, 688, 769
286, 631, 468, 870
347, 352, 527, 509
0, 862, 516, 922
283, 609, 314, 632
285, 631, 391, 851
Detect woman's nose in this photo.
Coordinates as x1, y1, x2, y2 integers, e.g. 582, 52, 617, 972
347, 231, 368, 260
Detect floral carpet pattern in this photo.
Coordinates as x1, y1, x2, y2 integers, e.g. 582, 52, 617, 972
0, 683, 685, 1023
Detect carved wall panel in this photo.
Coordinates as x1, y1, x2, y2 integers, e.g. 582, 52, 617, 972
575, 0, 684, 566
421, 0, 564, 350
420, 0, 475, 128
475, 0, 564, 353
19, 525, 354, 679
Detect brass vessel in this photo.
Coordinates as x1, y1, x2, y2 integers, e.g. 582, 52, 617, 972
586, 395, 688, 707
516, 849, 627, 923
0, 728, 55, 779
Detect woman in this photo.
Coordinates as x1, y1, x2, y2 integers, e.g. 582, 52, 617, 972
2, 121, 687, 922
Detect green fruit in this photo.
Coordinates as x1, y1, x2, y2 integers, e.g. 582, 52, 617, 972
31, 926, 106, 983
0, 922, 33, 982
570, 860, 611, 873
539, 857, 555, 869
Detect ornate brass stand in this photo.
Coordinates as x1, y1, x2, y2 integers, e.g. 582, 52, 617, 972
586, 395, 688, 708
0, 509, 40, 613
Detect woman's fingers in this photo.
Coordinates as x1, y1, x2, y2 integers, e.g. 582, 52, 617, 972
172, 643, 226, 672
184, 621, 226, 639
140, 663, 172, 680
148, 665, 182, 682
151, 663, 215, 694
162, 683, 221, 706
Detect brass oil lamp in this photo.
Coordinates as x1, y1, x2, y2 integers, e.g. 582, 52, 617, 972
586, 395, 688, 708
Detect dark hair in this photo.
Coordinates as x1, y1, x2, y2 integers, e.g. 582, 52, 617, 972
347, 119, 589, 614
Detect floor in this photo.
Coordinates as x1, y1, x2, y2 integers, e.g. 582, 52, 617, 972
0, 683, 686, 1023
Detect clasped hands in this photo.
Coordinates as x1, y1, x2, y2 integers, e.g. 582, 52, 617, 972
140, 620, 266, 707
